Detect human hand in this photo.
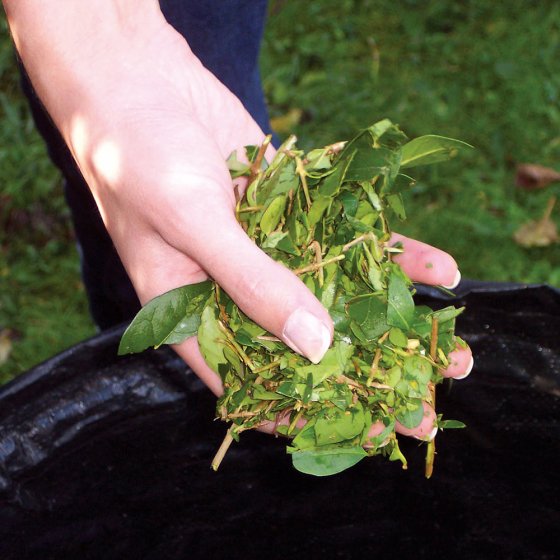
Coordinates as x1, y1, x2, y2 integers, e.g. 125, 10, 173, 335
9, 3, 472, 441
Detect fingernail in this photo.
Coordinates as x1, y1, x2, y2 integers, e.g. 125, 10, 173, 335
413, 426, 438, 441
283, 308, 331, 364
454, 355, 474, 380
442, 269, 461, 290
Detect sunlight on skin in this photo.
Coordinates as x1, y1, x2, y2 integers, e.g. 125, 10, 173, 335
68, 114, 89, 162
68, 113, 120, 226
91, 138, 123, 186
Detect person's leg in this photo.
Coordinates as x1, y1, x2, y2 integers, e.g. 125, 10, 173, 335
19, 1, 271, 329
160, 0, 271, 132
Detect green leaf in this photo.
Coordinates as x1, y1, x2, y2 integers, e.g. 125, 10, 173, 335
197, 301, 228, 374
387, 274, 414, 330
388, 327, 408, 348
395, 399, 424, 429
431, 306, 465, 323
439, 419, 467, 429
347, 294, 389, 340
118, 281, 212, 355
294, 341, 353, 386
401, 135, 473, 169
318, 151, 355, 197
226, 150, 251, 178
260, 195, 287, 235
290, 446, 368, 476
252, 384, 281, 401
308, 195, 331, 227
386, 193, 406, 220
403, 355, 433, 387
314, 403, 366, 445
305, 148, 332, 172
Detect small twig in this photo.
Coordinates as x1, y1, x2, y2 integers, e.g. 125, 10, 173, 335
426, 316, 439, 479
237, 205, 264, 213
337, 374, 363, 390
429, 316, 439, 362
256, 335, 281, 342
217, 320, 255, 371
342, 232, 376, 253
310, 240, 324, 286
293, 254, 345, 275
249, 135, 272, 184
295, 156, 312, 211
252, 360, 282, 374
226, 411, 260, 419
286, 188, 295, 216
287, 409, 305, 435
367, 347, 383, 387
211, 427, 235, 471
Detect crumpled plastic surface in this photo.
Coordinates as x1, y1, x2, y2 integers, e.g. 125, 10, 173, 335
0, 282, 559, 560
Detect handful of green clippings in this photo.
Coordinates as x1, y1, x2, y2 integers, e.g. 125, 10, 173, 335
119, 120, 471, 477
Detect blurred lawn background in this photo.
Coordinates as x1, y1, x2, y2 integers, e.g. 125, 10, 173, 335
1, 0, 560, 383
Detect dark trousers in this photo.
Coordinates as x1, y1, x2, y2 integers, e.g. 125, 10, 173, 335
20, 1, 271, 329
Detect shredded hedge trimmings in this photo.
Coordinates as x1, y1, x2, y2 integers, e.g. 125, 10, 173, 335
119, 120, 471, 476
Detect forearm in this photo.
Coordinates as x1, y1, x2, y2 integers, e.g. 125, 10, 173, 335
2, 0, 174, 133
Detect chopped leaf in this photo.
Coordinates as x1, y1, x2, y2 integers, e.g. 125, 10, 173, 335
347, 295, 390, 340
120, 121, 468, 477
395, 399, 424, 429
401, 135, 473, 169
439, 419, 467, 429
290, 446, 368, 477
118, 281, 212, 355
387, 273, 415, 330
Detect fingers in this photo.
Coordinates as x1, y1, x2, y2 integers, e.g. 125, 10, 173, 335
390, 232, 460, 288
389, 230, 474, 378
176, 336, 471, 443
395, 401, 438, 439
442, 345, 474, 379
367, 402, 437, 442
174, 336, 224, 397
179, 213, 333, 365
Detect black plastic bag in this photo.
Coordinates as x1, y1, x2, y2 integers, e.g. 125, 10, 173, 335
1, 282, 559, 560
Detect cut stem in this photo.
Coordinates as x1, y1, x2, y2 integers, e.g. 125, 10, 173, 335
429, 316, 439, 362
212, 427, 235, 471
217, 320, 255, 371
252, 360, 282, 374
296, 156, 312, 211
294, 254, 344, 275
342, 232, 376, 253
426, 316, 439, 479
249, 135, 272, 184
310, 240, 324, 287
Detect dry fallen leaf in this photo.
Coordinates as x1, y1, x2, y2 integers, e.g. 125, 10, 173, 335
513, 196, 559, 247
516, 163, 560, 190
0, 329, 14, 367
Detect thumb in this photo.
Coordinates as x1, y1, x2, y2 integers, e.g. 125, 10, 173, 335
191, 215, 333, 364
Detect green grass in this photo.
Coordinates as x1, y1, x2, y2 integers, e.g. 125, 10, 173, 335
0, 18, 95, 383
1, 1, 560, 383
261, 0, 560, 284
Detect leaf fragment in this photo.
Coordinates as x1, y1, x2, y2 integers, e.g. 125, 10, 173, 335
118, 281, 212, 355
